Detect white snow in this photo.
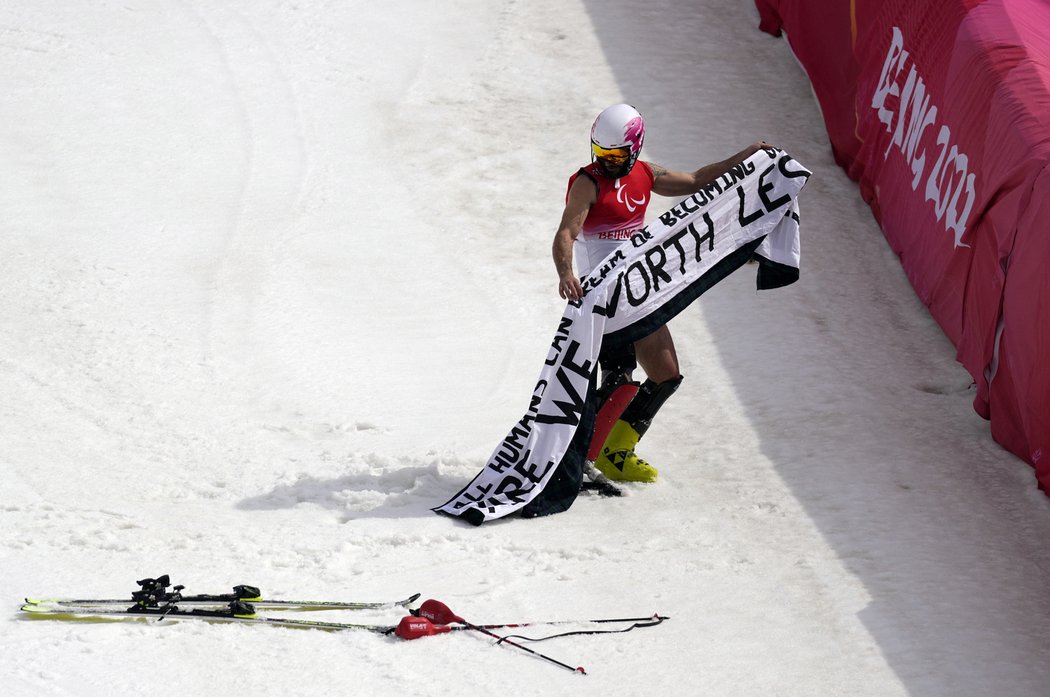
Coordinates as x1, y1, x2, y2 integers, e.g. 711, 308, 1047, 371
3, 1, 1050, 695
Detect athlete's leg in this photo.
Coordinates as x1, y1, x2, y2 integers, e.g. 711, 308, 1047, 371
633, 325, 680, 384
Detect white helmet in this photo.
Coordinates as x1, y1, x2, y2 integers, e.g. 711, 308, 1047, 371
590, 103, 645, 178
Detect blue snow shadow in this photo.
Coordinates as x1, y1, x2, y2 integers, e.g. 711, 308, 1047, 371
236, 461, 475, 521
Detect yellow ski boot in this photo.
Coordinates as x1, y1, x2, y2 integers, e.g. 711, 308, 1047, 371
594, 419, 658, 483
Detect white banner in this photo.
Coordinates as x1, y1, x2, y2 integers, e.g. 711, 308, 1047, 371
435, 149, 811, 524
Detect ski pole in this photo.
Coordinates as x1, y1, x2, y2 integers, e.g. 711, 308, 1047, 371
414, 598, 668, 632
415, 599, 586, 675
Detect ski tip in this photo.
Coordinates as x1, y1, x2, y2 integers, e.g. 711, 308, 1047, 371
405, 593, 422, 605
20, 603, 58, 614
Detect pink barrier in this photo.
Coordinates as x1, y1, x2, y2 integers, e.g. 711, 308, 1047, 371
756, 0, 1050, 489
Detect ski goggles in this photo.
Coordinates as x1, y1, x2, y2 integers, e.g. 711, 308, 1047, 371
591, 143, 631, 165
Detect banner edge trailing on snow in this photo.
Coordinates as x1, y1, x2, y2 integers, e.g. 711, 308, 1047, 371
435, 150, 811, 525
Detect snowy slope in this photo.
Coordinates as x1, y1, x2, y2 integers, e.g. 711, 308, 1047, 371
3, 1, 1050, 696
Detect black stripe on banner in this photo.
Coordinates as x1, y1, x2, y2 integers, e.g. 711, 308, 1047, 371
754, 255, 800, 290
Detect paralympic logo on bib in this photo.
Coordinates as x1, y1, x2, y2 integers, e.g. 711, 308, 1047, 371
616, 180, 647, 212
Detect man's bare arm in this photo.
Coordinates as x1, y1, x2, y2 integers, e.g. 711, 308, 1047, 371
649, 141, 773, 197
553, 176, 596, 301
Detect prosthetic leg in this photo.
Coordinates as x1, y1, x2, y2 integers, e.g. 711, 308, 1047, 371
581, 372, 639, 496
594, 376, 683, 483
579, 343, 639, 494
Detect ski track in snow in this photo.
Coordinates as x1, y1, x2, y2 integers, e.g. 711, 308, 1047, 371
3, 1, 1050, 696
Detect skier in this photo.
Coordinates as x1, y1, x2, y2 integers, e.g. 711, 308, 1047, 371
552, 103, 772, 483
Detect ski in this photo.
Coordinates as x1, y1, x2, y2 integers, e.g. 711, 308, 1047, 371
24, 576, 420, 612
20, 601, 399, 634
24, 593, 421, 611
